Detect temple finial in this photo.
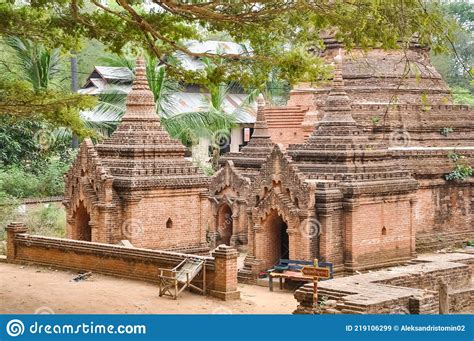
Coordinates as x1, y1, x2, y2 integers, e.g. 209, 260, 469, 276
122, 56, 157, 120
251, 93, 269, 138
332, 48, 344, 87
132, 56, 149, 90
316, 47, 354, 125
255, 93, 267, 124
256, 93, 266, 108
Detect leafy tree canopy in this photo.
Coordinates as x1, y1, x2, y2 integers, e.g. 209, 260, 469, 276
431, 1, 473, 104
1, 0, 459, 89
0, 78, 95, 135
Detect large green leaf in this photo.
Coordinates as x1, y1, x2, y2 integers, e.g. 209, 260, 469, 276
5, 36, 61, 93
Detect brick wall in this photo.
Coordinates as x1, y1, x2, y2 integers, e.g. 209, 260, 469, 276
318, 209, 345, 270
268, 128, 303, 148
5, 223, 239, 301
345, 199, 413, 271
414, 184, 473, 252
264, 101, 474, 148
449, 288, 474, 313
264, 107, 308, 147
255, 211, 286, 270
352, 104, 474, 147
373, 264, 472, 291
130, 189, 209, 250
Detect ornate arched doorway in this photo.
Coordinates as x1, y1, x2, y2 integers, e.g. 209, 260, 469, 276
217, 204, 233, 245
73, 201, 91, 241
262, 209, 289, 268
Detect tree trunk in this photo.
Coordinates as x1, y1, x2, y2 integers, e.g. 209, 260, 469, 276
70, 51, 79, 149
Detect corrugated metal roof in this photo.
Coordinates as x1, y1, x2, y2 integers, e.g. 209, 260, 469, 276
95, 66, 133, 81
176, 40, 251, 71
79, 80, 130, 95
171, 92, 256, 123
80, 41, 256, 124
82, 88, 256, 124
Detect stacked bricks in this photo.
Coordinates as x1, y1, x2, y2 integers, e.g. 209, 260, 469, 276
210, 245, 240, 300
4, 222, 28, 260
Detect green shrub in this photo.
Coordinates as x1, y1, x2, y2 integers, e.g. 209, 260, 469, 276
0, 166, 41, 198
440, 127, 453, 137
447, 152, 461, 162
445, 164, 473, 181
25, 204, 66, 238
36, 159, 70, 197
467, 240, 474, 247
0, 191, 19, 241
452, 87, 474, 106
371, 116, 381, 125
0, 200, 65, 255
0, 158, 71, 198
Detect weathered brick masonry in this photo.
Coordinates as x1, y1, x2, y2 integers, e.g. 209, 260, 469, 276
61, 43, 473, 283
294, 253, 474, 314
5, 223, 239, 300
214, 46, 473, 280
208, 95, 275, 251
259, 41, 473, 268
63, 58, 210, 252
239, 53, 421, 278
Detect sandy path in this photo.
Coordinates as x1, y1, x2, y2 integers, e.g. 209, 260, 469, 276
0, 263, 295, 314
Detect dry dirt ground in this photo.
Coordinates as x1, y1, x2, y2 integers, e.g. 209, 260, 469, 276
0, 262, 295, 314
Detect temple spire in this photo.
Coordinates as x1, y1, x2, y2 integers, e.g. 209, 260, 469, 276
96, 56, 192, 163
219, 93, 274, 175
305, 50, 361, 144
320, 49, 355, 124
251, 94, 270, 138
122, 56, 158, 120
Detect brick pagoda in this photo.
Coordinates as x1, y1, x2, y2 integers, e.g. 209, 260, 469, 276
208, 95, 275, 247
238, 41, 473, 278
64, 58, 210, 251
241, 53, 419, 277
63, 45, 473, 280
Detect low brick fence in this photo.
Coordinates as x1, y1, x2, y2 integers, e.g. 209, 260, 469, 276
5, 222, 240, 301
20, 196, 64, 205
0, 196, 64, 207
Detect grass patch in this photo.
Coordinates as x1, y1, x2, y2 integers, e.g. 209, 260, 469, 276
0, 200, 65, 255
